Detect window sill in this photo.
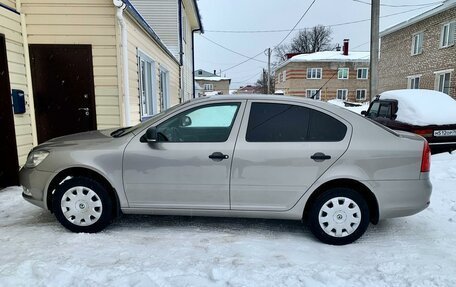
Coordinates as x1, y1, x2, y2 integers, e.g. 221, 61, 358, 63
439, 44, 454, 49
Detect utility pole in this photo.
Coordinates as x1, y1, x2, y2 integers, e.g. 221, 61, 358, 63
267, 48, 271, 94
370, 0, 380, 102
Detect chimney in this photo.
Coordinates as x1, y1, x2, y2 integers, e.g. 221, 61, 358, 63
343, 39, 349, 56
213, 70, 217, 75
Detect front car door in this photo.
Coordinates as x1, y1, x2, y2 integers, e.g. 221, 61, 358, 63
230, 100, 352, 211
123, 100, 245, 209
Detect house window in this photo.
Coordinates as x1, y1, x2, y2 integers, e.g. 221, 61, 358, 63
159, 68, 170, 110
436, 72, 451, 95
411, 32, 423, 55
138, 50, 156, 119
440, 22, 455, 48
337, 89, 348, 100
282, 70, 286, 82
204, 84, 213, 91
356, 89, 366, 100
338, 68, 349, 79
307, 68, 322, 79
408, 76, 420, 89
306, 89, 321, 100
357, 68, 368, 79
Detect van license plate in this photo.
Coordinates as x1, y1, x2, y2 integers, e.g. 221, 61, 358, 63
434, 130, 456, 137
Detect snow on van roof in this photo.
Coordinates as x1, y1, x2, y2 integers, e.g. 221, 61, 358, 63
379, 89, 456, 126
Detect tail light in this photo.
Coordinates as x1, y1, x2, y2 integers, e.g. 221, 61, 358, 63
414, 129, 433, 137
421, 141, 431, 172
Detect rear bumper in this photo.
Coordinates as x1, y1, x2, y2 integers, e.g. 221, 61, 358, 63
363, 177, 432, 220
428, 141, 456, 154
19, 167, 55, 210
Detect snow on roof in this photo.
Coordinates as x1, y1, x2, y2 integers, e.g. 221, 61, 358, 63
379, 89, 456, 126
195, 76, 231, 82
274, 90, 284, 95
289, 51, 370, 63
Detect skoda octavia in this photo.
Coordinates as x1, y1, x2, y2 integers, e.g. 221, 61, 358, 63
20, 95, 432, 245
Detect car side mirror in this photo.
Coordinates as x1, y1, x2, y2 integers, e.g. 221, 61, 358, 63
142, 127, 158, 143
180, 116, 192, 127
361, 110, 367, 116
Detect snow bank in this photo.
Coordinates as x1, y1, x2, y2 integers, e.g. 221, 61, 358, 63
1, 153, 456, 286
327, 99, 369, 114
380, 89, 456, 126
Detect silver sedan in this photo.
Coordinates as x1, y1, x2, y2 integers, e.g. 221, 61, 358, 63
20, 95, 432, 245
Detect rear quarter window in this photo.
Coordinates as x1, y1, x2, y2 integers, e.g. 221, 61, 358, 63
308, 109, 347, 141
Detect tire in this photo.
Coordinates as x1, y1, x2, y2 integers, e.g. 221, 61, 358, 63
52, 176, 113, 233
308, 188, 370, 245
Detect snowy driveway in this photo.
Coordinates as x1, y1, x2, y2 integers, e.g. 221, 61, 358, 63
1, 154, 456, 286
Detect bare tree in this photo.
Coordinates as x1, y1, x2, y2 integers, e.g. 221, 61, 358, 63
255, 70, 275, 94
274, 25, 334, 63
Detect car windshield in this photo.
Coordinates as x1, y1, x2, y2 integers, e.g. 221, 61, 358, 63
111, 101, 190, 137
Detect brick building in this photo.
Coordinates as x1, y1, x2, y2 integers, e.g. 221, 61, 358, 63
379, 0, 456, 97
274, 49, 370, 102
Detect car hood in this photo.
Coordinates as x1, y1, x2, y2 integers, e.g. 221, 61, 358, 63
36, 129, 125, 150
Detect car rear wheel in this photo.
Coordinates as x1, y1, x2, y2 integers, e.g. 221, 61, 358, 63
52, 176, 113, 233
308, 188, 369, 245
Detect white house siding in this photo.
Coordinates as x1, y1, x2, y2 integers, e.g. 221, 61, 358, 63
0, 0, 15, 9
21, 0, 121, 129
182, 3, 193, 100
129, 0, 178, 57
125, 14, 180, 125
1, 5, 34, 165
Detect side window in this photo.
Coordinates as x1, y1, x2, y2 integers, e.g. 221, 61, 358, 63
378, 103, 392, 118
367, 101, 380, 118
246, 103, 310, 142
308, 110, 347, 141
246, 103, 347, 142
157, 103, 240, 142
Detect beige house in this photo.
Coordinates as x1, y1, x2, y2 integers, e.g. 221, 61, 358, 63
194, 69, 231, 95
275, 50, 370, 102
130, 0, 203, 101
0, 0, 199, 186
379, 0, 456, 97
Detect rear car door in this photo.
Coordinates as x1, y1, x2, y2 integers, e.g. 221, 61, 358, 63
123, 100, 245, 209
230, 101, 352, 211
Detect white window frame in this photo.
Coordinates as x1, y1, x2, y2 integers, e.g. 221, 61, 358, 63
204, 83, 213, 91
440, 21, 455, 48
307, 68, 322, 79
306, 89, 321, 100
137, 49, 157, 119
356, 89, 366, 100
434, 70, 452, 95
282, 70, 286, 82
357, 68, 368, 79
338, 68, 349, 80
337, 89, 348, 100
159, 67, 170, 110
407, 75, 421, 89
411, 32, 423, 55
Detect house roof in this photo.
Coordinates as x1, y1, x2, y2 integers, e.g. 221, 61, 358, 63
184, 0, 204, 33
195, 69, 217, 77
380, 0, 456, 37
276, 51, 370, 70
195, 76, 231, 83
122, 0, 179, 64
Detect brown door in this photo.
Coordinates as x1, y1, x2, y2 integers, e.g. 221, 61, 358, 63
0, 34, 19, 187
29, 44, 97, 143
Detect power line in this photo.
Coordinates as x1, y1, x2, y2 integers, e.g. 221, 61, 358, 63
200, 35, 267, 64
352, 0, 442, 8
221, 50, 265, 73
231, 72, 263, 84
204, 6, 439, 34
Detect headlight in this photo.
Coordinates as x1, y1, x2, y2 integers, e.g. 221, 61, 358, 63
25, 150, 49, 168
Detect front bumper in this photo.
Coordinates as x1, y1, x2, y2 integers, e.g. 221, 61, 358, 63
364, 176, 432, 220
20, 167, 55, 210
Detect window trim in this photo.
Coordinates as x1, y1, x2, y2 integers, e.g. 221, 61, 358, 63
307, 68, 322, 79
204, 83, 214, 91
440, 21, 455, 48
407, 75, 421, 89
337, 89, 348, 100
306, 89, 321, 100
411, 31, 423, 55
435, 71, 452, 95
159, 66, 170, 111
338, 68, 349, 80
356, 89, 367, 101
357, 68, 368, 79
137, 49, 157, 120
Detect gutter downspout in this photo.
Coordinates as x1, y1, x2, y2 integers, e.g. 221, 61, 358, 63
178, 0, 184, 102
191, 28, 200, 98
114, 0, 131, 126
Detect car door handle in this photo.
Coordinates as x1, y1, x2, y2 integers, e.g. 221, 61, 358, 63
209, 152, 229, 160
311, 152, 331, 161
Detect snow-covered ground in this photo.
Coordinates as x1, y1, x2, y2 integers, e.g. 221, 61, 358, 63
1, 153, 456, 286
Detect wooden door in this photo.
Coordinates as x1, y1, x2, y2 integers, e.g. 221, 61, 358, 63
0, 34, 19, 188
29, 44, 97, 143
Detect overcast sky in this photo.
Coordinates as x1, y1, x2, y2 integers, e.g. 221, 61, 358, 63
194, 0, 442, 89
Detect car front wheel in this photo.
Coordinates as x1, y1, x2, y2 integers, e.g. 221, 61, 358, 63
308, 188, 370, 245
52, 176, 113, 233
